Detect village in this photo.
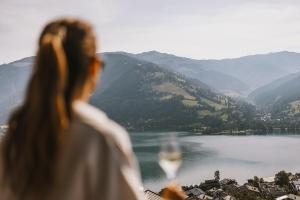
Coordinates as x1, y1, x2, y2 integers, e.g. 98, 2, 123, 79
145, 171, 300, 200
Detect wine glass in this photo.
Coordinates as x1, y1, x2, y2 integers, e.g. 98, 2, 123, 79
159, 134, 182, 181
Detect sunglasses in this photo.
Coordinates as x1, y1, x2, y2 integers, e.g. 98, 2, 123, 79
94, 57, 106, 70
100, 61, 106, 70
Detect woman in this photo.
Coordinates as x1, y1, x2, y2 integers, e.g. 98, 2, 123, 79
0, 18, 144, 200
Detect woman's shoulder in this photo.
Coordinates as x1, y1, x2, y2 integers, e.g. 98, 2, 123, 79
72, 101, 132, 155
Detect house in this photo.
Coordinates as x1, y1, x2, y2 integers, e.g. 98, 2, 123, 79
207, 187, 219, 193
223, 195, 236, 200
198, 194, 213, 200
245, 185, 260, 193
144, 190, 162, 200
185, 187, 205, 197
200, 179, 220, 191
0, 125, 8, 129
291, 180, 300, 191
289, 175, 296, 181
260, 185, 286, 199
208, 188, 227, 199
219, 179, 237, 186
263, 176, 275, 183
276, 194, 300, 200
0, 125, 8, 135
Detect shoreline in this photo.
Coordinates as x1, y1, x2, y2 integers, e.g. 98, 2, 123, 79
130, 130, 300, 136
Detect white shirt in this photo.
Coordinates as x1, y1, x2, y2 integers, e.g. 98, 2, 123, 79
0, 101, 144, 200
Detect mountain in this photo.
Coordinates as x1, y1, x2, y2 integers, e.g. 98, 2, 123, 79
0, 57, 33, 123
249, 72, 300, 119
0, 52, 253, 132
2, 50, 300, 131
248, 72, 300, 107
249, 72, 300, 117
133, 51, 300, 93
91, 53, 238, 131
198, 51, 300, 90
132, 51, 250, 96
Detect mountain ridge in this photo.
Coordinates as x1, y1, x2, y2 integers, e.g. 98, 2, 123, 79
2, 50, 300, 130
0, 52, 246, 132
249, 71, 300, 117
125, 51, 251, 96
131, 50, 300, 93
91, 53, 242, 131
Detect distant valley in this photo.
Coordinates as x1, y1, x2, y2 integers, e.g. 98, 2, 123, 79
1, 51, 300, 132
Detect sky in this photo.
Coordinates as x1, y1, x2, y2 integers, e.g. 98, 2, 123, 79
1, 0, 300, 63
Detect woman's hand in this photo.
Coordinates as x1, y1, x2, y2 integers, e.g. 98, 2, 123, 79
160, 183, 186, 200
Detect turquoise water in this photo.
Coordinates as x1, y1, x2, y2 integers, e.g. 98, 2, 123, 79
129, 132, 300, 191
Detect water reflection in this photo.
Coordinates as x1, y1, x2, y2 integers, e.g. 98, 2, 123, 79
130, 132, 300, 191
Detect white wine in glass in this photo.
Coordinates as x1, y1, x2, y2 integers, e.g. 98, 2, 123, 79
159, 135, 182, 180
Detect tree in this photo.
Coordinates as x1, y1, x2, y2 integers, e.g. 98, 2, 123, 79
253, 176, 260, 188
275, 171, 290, 187
215, 170, 220, 181
259, 178, 264, 183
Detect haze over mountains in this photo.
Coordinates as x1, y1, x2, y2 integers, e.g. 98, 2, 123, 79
1, 50, 300, 129
132, 51, 250, 96
132, 51, 300, 94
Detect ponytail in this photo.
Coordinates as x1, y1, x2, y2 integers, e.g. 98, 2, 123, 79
37, 28, 69, 127
2, 27, 70, 198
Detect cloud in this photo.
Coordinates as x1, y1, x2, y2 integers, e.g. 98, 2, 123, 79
0, 0, 120, 63
1, 0, 300, 63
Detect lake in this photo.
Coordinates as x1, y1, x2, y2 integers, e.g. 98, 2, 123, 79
129, 132, 300, 192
